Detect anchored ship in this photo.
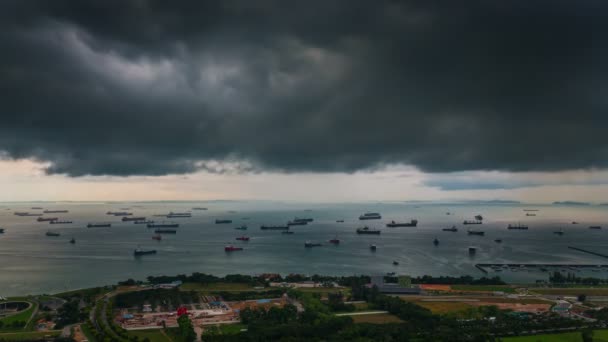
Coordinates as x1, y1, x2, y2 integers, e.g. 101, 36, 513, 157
386, 219, 417, 227
225, 245, 243, 252
236, 236, 250, 241
507, 223, 529, 230
260, 225, 289, 230
46, 231, 60, 237
467, 230, 485, 236
133, 248, 156, 256
442, 226, 458, 232
147, 222, 179, 228
122, 216, 145, 222
50, 220, 72, 224
167, 212, 192, 218
87, 223, 111, 228
287, 220, 308, 226
304, 241, 322, 248
37, 217, 58, 222
215, 219, 232, 224
359, 212, 381, 220
356, 226, 381, 235
463, 220, 482, 225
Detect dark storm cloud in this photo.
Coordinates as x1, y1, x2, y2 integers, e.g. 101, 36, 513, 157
1, 0, 608, 176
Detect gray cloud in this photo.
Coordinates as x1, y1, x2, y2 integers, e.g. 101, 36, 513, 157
1, 0, 608, 176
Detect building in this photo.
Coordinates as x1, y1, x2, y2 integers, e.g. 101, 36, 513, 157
369, 275, 421, 294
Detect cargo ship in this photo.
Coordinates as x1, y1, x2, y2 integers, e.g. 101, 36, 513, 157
37, 217, 58, 222
304, 241, 322, 248
356, 226, 381, 235
282, 231, 294, 235
134, 220, 154, 224
215, 219, 232, 224
467, 230, 485, 236
167, 212, 192, 218
14, 212, 42, 216
589, 226, 602, 230
359, 212, 381, 220
235, 225, 248, 230
442, 226, 458, 232
44, 210, 68, 213
494, 239, 502, 243
154, 229, 177, 234
463, 220, 482, 225
31, 207, 43, 210
236, 236, 250, 241
152, 234, 162, 241
133, 248, 156, 256
336, 220, 345, 223
87, 223, 111, 228
122, 216, 145, 222
287, 220, 308, 226
386, 219, 418, 227
507, 223, 529, 230
260, 225, 289, 230
293, 217, 313, 223
46, 231, 60, 237
50, 220, 72, 224
526, 213, 536, 216
225, 245, 243, 252
192, 207, 208, 210
147, 222, 179, 228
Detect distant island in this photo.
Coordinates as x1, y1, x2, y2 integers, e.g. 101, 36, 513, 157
553, 201, 591, 206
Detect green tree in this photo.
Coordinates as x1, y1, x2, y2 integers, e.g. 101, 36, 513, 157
177, 315, 196, 342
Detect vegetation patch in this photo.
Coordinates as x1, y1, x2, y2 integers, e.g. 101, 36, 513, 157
180, 282, 254, 292
531, 288, 608, 296
127, 328, 171, 342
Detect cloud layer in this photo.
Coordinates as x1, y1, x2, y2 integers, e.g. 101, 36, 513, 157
1, 1, 607, 176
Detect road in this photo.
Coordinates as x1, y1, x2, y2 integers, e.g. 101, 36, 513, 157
335, 311, 389, 316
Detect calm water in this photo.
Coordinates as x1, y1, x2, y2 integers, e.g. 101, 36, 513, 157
1, 201, 607, 296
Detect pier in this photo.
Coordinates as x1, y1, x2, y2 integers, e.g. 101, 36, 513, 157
568, 246, 608, 259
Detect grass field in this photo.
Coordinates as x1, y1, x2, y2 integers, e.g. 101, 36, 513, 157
0, 302, 36, 331
127, 329, 171, 342
351, 313, 403, 324
531, 288, 608, 296
0, 331, 60, 341
203, 323, 247, 335
180, 282, 255, 292
450, 285, 517, 293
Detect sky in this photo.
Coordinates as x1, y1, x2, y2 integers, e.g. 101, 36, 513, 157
0, 1, 607, 203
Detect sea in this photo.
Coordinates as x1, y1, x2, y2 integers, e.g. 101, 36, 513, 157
0, 201, 607, 296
